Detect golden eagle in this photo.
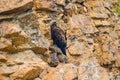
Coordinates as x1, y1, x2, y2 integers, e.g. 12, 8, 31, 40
50, 22, 67, 55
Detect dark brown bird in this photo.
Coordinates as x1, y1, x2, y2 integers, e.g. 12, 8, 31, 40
50, 22, 67, 55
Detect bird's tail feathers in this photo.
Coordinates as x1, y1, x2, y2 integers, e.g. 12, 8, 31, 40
61, 47, 66, 55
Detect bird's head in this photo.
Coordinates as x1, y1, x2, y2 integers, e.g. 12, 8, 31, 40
51, 22, 57, 27
50, 21, 58, 29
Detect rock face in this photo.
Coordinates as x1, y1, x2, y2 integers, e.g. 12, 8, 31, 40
0, 0, 120, 80
0, 0, 33, 14
78, 57, 109, 80
10, 64, 41, 80
42, 63, 78, 80
33, 0, 54, 11
0, 0, 33, 21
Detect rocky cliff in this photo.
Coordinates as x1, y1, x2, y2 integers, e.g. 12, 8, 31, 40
0, 0, 120, 80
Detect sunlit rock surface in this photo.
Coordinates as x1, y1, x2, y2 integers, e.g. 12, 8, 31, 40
0, 0, 120, 80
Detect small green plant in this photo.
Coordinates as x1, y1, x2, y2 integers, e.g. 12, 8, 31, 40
114, 2, 120, 19
114, 2, 120, 13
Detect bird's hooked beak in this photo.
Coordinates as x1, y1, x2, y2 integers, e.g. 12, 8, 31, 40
49, 20, 57, 27
51, 22, 57, 27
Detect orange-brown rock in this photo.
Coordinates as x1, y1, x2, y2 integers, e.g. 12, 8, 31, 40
0, 13, 49, 53
0, 50, 50, 80
0, 52, 8, 63
10, 64, 41, 80
0, 65, 18, 76
34, 78, 41, 80
17, 12, 50, 50
94, 20, 111, 26
8, 50, 48, 67
0, 0, 33, 15
68, 41, 86, 56
55, 0, 65, 6
0, 38, 16, 52
0, 15, 14, 21
93, 34, 120, 67
78, 56, 109, 80
0, 74, 4, 80
33, 0, 55, 11
0, 21, 21, 37
0, 0, 119, 80
0, 74, 10, 80
71, 14, 98, 34
0, 22, 31, 52
89, 11, 109, 19
42, 63, 77, 80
